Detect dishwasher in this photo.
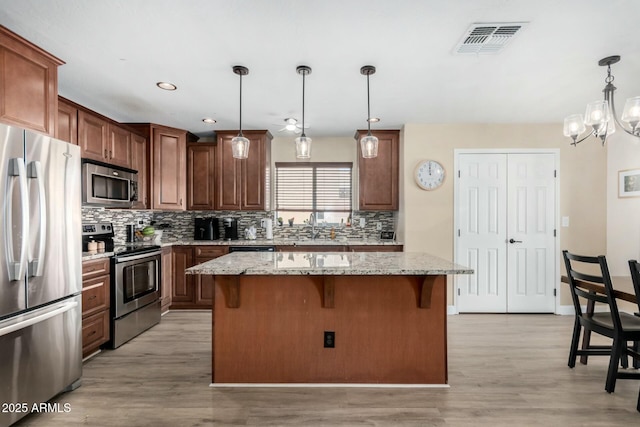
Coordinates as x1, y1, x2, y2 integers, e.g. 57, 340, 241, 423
228, 246, 276, 253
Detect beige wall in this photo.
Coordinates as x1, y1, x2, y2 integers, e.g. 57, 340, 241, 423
607, 132, 640, 276
271, 136, 356, 164
399, 123, 607, 307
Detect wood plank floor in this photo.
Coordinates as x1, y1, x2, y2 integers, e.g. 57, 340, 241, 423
14, 311, 640, 426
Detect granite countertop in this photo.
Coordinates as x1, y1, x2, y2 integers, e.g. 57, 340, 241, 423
185, 251, 473, 276
81, 239, 403, 261
163, 238, 402, 246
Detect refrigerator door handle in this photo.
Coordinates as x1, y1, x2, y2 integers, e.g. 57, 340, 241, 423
4, 158, 29, 281
0, 300, 78, 338
27, 161, 46, 277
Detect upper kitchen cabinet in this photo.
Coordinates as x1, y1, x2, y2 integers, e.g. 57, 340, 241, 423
127, 123, 195, 210
215, 130, 272, 210
355, 129, 399, 211
0, 25, 63, 135
108, 124, 132, 168
130, 132, 148, 209
79, 110, 132, 168
57, 97, 77, 144
187, 143, 216, 210
78, 110, 109, 162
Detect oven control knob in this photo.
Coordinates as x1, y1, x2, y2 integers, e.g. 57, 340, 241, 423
101, 225, 106, 230
107, 225, 111, 230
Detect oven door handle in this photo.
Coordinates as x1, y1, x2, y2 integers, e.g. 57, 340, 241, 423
113, 250, 162, 263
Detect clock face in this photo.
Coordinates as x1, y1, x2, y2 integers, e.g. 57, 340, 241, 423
414, 160, 445, 190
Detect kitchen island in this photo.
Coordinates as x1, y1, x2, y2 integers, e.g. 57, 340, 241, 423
186, 251, 472, 385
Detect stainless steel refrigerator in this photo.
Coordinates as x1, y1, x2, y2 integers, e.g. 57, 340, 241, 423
0, 123, 82, 427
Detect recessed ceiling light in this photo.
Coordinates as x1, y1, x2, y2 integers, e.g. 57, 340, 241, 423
367, 117, 380, 123
202, 118, 217, 124
156, 82, 177, 91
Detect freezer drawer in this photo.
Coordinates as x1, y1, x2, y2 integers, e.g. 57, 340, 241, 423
0, 295, 82, 427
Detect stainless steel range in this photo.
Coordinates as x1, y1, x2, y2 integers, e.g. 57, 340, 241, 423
82, 223, 161, 349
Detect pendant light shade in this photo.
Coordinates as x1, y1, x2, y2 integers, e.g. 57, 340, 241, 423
295, 65, 312, 159
231, 65, 250, 159
360, 65, 379, 158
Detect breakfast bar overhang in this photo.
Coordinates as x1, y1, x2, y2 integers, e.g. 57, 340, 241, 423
186, 251, 472, 385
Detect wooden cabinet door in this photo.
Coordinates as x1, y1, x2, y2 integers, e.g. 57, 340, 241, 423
356, 130, 399, 210
194, 262, 215, 307
161, 247, 172, 313
152, 126, 186, 210
57, 98, 77, 144
215, 130, 272, 210
108, 124, 132, 168
242, 131, 271, 210
193, 246, 228, 307
171, 247, 194, 305
187, 143, 215, 210
215, 132, 242, 210
130, 133, 148, 209
0, 27, 62, 136
78, 110, 108, 162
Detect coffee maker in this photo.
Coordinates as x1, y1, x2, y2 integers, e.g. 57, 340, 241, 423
223, 217, 238, 240
194, 217, 219, 240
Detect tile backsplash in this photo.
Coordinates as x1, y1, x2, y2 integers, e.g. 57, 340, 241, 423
82, 208, 396, 242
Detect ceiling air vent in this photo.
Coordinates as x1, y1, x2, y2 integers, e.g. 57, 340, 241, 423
454, 22, 528, 55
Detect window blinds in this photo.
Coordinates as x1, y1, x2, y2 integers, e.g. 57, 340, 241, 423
275, 162, 352, 212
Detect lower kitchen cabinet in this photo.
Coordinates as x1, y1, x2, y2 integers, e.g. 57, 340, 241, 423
161, 247, 172, 313
81, 258, 110, 358
171, 246, 228, 309
347, 245, 403, 252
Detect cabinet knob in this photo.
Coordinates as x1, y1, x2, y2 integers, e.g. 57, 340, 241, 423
104, 149, 108, 159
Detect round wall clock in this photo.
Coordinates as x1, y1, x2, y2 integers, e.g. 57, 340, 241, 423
414, 160, 445, 190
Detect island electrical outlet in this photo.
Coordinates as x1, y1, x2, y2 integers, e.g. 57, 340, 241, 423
324, 331, 335, 348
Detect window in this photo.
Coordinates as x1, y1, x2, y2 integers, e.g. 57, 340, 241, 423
275, 162, 352, 225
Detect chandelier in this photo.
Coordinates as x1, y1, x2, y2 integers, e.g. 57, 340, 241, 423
563, 55, 640, 146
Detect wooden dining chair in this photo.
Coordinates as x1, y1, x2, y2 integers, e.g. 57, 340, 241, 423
563, 251, 625, 369
599, 258, 640, 395
628, 260, 640, 315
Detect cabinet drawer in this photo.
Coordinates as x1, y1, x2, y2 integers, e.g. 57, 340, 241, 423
194, 246, 228, 259
82, 258, 110, 280
348, 245, 404, 252
82, 275, 110, 316
82, 310, 110, 358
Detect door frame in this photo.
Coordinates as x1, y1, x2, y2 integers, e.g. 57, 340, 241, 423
453, 148, 561, 314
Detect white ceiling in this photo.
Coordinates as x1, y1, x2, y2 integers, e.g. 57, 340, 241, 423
1, 0, 639, 138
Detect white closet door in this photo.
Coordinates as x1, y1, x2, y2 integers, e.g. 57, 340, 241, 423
456, 154, 508, 312
456, 152, 556, 313
506, 153, 556, 312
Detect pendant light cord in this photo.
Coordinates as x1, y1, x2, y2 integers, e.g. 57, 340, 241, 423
301, 71, 306, 137
238, 73, 243, 137
366, 73, 372, 135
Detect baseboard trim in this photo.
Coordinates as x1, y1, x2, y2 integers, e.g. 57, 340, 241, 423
556, 305, 574, 315
209, 383, 450, 389
447, 305, 458, 315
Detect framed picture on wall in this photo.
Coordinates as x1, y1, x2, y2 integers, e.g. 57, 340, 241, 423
618, 168, 640, 198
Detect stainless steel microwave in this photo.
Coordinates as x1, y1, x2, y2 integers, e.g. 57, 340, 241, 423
82, 160, 138, 208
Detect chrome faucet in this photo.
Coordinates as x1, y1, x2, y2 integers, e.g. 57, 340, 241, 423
309, 213, 320, 240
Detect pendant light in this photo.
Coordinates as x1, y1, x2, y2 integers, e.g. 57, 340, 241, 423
295, 65, 312, 159
360, 65, 379, 159
231, 65, 250, 159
